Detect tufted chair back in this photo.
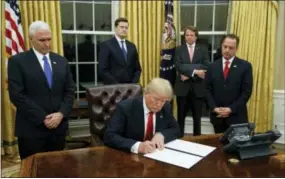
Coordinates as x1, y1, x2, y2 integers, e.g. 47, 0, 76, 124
86, 84, 143, 146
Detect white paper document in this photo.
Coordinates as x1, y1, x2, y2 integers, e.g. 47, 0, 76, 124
165, 139, 216, 157
143, 139, 216, 169
144, 148, 202, 169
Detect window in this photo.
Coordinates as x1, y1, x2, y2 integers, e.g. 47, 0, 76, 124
180, 0, 229, 62
180, 0, 229, 117
60, 0, 119, 102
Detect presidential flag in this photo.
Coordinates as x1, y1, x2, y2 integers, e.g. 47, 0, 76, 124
159, 0, 176, 87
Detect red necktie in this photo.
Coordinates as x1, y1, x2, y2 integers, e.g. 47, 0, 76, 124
223, 60, 230, 79
144, 112, 154, 141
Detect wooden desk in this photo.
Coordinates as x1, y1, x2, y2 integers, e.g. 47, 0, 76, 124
20, 134, 285, 177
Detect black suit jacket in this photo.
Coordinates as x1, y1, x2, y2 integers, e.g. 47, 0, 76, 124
98, 37, 142, 84
103, 96, 181, 152
174, 44, 210, 97
8, 49, 75, 138
205, 57, 253, 125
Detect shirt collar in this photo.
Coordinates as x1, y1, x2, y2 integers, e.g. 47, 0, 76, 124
223, 56, 235, 64
186, 42, 195, 48
115, 35, 125, 44
143, 96, 151, 115
33, 48, 50, 60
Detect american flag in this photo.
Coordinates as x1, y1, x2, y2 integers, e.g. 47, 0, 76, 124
159, 0, 176, 87
5, 0, 25, 57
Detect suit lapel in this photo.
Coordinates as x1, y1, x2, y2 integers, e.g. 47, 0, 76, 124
133, 97, 145, 140
28, 49, 50, 89
49, 53, 59, 90
218, 59, 225, 81
191, 45, 200, 63
155, 111, 164, 131
125, 41, 132, 66
112, 37, 127, 66
226, 58, 238, 82
182, 45, 191, 64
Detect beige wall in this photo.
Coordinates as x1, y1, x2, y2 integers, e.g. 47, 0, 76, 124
274, 1, 285, 90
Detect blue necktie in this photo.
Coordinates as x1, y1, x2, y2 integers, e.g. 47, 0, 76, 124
43, 56, 52, 88
121, 40, 127, 62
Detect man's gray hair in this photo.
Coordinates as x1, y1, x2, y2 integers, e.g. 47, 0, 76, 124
144, 78, 173, 100
29, 21, 51, 37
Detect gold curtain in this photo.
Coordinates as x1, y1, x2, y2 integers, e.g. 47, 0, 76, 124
119, 1, 164, 87
172, 1, 180, 119
274, 1, 285, 90
1, 0, 63, 156
230, 1, 279, 132
20, 1, 63, 54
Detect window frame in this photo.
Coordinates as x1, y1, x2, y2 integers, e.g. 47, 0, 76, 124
180, 1, 229, 62
60, 0, 119, 102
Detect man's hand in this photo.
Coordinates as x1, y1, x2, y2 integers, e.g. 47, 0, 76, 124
219, 107, 232, 117
214, 107, 231, 118
213, 107, 223, 114
180, 74, 189, 81
151, 133, 165, 150
194, 70, 207, 79
44, 112, 63, 129
138, 141, 156, 154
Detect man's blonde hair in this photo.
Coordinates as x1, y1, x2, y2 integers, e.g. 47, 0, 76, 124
144, 78, 173, 100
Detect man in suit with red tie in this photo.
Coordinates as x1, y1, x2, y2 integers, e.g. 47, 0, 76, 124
103, 78, 181, 154
174, 26, 210, 136
99, 17, 142, 84
8, 21, 75, 159
205, 34, 253, 133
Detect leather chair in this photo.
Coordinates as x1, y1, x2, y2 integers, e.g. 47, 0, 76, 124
86, 84, 143, 146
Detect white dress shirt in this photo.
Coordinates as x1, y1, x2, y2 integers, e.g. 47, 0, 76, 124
222, 56, 235, 70
33, 48, 52, 72
115, 35, 127, 53
130, 97, 156, 154
186, 42, 195, 57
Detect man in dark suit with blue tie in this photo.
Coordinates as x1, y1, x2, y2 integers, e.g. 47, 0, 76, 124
8, 21, 75, 159
174, 26, 210, 136
99, 17, 142, 84
205, 34, 253, 133
104, 78, 181, 154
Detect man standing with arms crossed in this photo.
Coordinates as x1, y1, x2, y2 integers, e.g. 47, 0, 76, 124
174, 26, 210, 136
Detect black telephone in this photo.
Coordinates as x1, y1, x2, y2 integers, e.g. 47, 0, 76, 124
220, 123, 281, 160
220, 123, 255, 145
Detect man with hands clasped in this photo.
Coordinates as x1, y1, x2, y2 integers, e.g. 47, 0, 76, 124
8, 21, 75, 159
205, 34, 253, 133
104, 78, 181, 154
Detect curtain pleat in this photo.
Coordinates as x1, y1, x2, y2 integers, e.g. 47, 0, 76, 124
229, 1, 278, 132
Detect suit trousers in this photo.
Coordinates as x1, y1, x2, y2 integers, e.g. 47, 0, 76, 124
212, 118, 230, 134
18, 134, 65, 160
177, 89, 203, 136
